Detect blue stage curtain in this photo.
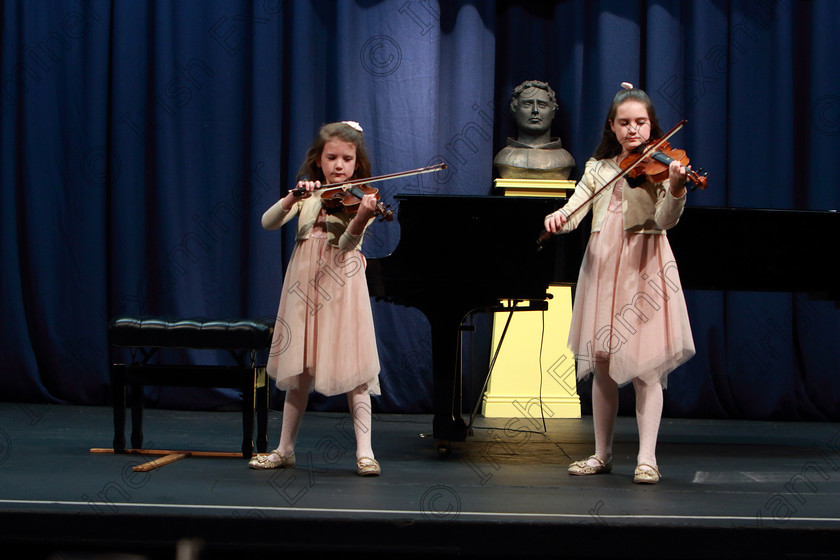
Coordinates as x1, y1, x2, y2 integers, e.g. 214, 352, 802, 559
1, 0, 838, 420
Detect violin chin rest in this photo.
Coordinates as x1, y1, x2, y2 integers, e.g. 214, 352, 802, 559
626, 175, 648, 189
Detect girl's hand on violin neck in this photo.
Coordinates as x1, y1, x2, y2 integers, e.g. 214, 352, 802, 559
668, 160, 687, 197
544, 211, 567, 234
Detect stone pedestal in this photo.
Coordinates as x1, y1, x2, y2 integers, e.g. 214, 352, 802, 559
481, 178, 580, 419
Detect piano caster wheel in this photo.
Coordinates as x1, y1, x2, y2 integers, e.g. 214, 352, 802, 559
437, 442, 451, 457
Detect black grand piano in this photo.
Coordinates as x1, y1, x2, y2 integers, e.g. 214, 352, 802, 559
367, 195, 840, 449
366, 194, 563, 448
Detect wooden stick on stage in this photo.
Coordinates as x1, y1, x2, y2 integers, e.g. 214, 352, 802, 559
90, 448, 249, 457
90, 447, 252, 471
132, 452, 190, 472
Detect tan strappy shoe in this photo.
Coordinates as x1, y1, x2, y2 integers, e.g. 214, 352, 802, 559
568, 455, 613, 475
248, 450, 296, 470
356, 457, 381, 476
633, 463, 661, 484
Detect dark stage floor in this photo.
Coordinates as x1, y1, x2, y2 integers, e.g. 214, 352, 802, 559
0, 403, 838, 560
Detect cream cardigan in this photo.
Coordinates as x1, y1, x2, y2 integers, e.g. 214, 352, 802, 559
558, 157, 686, 235
261, 194, 372, 252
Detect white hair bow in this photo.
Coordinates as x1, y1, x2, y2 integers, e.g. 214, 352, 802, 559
341, 121, 363, 132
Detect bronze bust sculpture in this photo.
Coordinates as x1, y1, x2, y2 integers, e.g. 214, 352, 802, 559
493, 80, 575, 180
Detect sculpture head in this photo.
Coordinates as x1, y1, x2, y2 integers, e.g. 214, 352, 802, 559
510, 80, 558, 137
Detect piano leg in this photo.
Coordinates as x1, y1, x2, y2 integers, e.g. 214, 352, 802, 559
428, 307, 470, 449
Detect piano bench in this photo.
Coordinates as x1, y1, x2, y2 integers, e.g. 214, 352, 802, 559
108, 316, 274, 458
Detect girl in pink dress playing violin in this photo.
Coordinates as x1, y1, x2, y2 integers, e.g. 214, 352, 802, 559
544, 84, 695, 484
250, 121, 382, 476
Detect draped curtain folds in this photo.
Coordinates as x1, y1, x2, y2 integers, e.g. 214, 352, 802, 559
1, 0, 838, 420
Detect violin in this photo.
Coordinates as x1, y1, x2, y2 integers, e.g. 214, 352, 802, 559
321, 182, 393, 221
619, 134, 708, 191
291, 163, 446, 222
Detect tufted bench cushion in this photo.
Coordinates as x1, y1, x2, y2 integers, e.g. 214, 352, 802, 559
109, 316, 274, 351
108, 316, 275, 457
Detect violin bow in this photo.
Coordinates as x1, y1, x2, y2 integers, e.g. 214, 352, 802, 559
292, 163, 447, 196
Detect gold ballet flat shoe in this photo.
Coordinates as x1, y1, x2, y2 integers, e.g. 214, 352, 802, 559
633, 463, 661, 484
249, 450, 296, 470
568, 455, 612, 475
356, 457, 381, 477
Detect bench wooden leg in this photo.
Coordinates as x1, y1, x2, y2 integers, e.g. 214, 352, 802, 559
129, 383, 144, 449
111, 364, 127, 453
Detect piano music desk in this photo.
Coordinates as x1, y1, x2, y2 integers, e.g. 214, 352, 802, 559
483, 179, 581, 419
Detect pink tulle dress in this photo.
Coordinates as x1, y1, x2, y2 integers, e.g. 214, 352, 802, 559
266, 207, 381, 396
567, 177, 695, 388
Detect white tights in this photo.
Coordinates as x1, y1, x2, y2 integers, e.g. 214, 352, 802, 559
591, 362, 663, 467
273, 372, 374, 461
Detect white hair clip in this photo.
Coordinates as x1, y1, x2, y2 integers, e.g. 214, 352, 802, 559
341, 121, 363, 132
621, 82, 634, 90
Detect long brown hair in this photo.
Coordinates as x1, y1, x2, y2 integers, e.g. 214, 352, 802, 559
592, 88, 664, 160
296, 122, 372, 182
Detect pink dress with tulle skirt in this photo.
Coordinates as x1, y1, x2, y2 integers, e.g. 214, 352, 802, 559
567, 178, 695, 388
266, 208, 381, 396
